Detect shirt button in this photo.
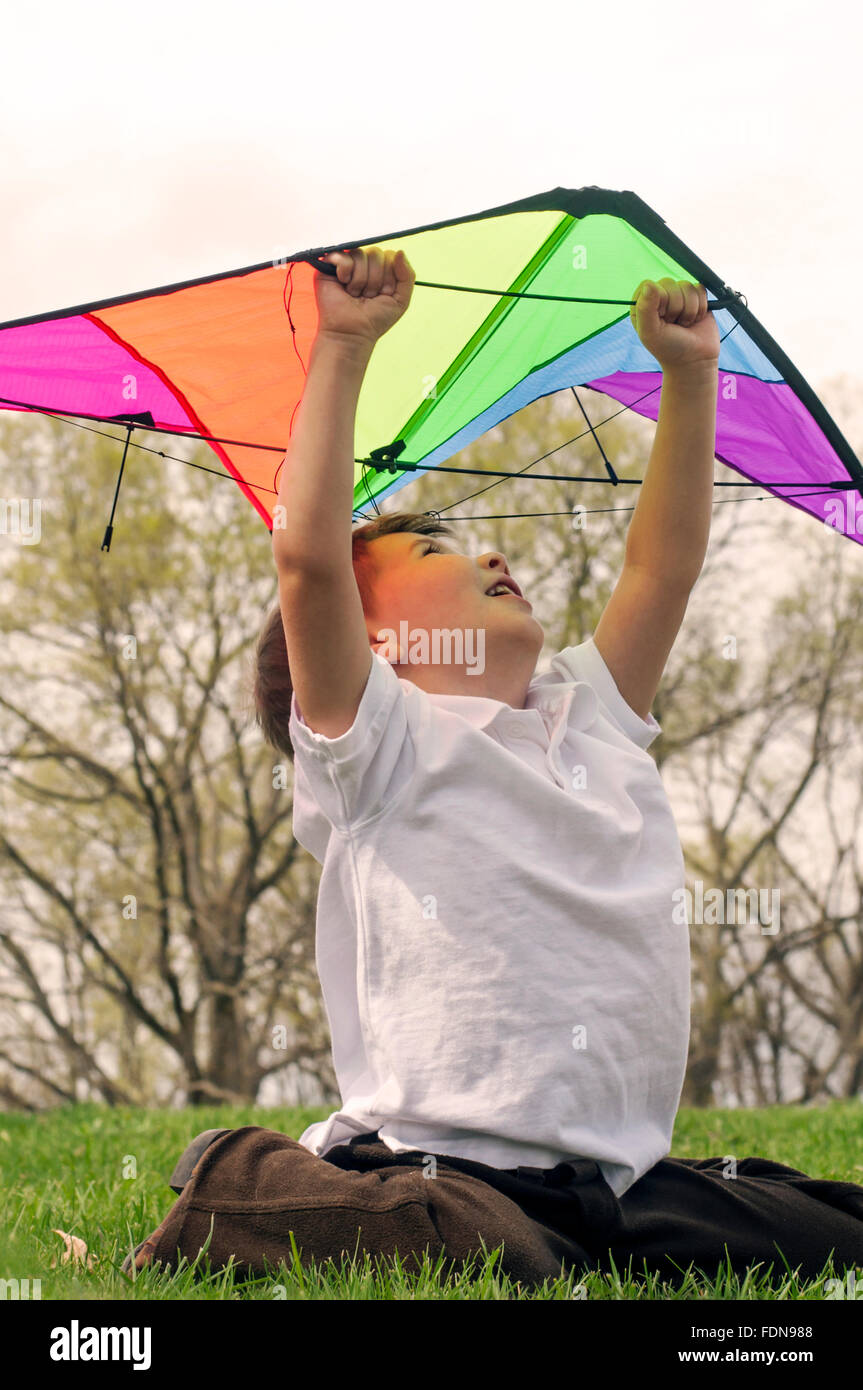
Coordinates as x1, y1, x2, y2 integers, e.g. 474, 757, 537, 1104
502, 718, 527, 739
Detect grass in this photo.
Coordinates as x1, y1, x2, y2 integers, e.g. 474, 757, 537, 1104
2, 1098, 863, 1300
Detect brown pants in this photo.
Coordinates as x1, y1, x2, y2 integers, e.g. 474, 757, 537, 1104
135, 1126, 863, 1288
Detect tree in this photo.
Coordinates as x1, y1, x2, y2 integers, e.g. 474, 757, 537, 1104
0, 413, 330, 1107
1, 376, 861, 1115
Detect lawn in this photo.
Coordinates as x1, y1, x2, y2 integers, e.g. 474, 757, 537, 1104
2, 1099, 862, 1300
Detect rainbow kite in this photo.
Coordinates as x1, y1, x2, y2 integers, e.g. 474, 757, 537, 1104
1, 186, 861, 546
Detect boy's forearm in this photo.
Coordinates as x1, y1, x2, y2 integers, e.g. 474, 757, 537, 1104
623, 361, 718, 589
272, 331, 374, 572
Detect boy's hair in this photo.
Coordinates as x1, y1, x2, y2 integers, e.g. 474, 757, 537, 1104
253, 511, 454, 758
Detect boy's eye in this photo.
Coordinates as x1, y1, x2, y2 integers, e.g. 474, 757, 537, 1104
423, 542, 442, 555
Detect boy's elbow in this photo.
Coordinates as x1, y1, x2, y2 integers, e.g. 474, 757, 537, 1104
271, 535, 352, 583
271, 531, 320, 576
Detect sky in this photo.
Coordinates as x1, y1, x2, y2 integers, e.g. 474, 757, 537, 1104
2, 0, 862, 406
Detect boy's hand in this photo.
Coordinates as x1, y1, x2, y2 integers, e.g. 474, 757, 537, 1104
314, 246, 415, 346
630, 278, 720, 370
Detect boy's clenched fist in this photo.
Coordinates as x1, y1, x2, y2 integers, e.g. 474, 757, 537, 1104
314, 246, 415, 346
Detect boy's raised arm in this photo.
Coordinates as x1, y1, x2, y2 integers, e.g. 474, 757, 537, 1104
272, 247, 415, 738
272, 245, 414, 573
272, 330, 375, 575
593, 278, 720, 722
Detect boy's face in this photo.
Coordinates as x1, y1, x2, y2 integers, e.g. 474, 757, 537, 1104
362, 532, 545, 699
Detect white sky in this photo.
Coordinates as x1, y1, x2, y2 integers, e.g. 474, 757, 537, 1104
2, 0, 861, 400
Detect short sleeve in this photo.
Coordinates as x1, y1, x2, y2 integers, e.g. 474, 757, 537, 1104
550, 636, 661, 750
288, 651, 414, 829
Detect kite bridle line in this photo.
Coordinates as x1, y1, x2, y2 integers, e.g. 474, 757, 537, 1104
302, 253, 746, 507
99, 421, 136, 553
1, 392, 857, 541
353, 303, 752, 520
3, 392, 857, 503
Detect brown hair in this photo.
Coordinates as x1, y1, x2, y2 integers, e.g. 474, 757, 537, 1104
253, 511, 455, 758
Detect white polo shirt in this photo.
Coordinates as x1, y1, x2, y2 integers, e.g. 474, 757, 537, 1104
287, 637, 690, 1198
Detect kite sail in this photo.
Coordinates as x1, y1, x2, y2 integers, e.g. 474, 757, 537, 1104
1, 185, 861, 545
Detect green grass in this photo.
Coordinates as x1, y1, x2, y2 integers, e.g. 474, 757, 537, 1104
2, 1099, 862, 1300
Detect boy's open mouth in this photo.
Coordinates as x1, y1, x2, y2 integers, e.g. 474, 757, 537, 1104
486, 578, 525, 600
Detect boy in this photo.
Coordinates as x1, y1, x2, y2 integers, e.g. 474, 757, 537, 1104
123, 247, 863, 1289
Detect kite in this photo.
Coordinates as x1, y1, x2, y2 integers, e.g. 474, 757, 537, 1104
1, 185, 861, 547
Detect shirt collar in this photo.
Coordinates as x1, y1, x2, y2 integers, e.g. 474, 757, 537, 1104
396, 669, 599, 733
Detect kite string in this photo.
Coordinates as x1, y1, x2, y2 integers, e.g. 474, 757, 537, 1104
296, 256, 745, 310
272, 262, 310, 500
4, 397, 850, 536
353, 489, 861, 525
